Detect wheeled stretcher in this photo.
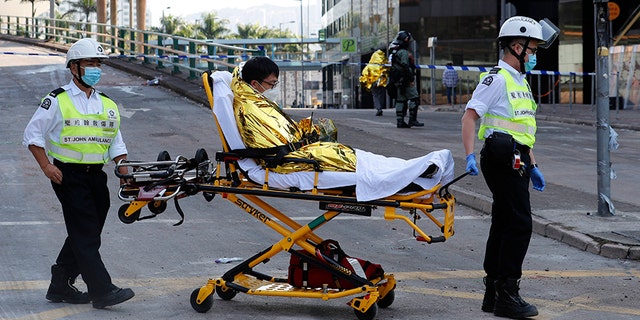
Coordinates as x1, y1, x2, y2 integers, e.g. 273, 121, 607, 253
114, 70, 467, 320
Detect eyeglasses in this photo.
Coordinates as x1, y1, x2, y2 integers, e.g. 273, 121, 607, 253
260, 80, 279, 89
516, 43, 538, 55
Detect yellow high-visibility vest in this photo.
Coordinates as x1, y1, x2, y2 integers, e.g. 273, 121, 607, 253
48, 90, 120, 163
478, 68, 537, 147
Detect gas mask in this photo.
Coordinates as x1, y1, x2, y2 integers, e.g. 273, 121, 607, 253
81, 66, 102, 87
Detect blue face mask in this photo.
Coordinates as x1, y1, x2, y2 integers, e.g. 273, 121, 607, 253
524, 54, 537, 72
81, 66, 102, 87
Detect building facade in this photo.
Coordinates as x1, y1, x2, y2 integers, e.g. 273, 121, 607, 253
319, 0, 640, 108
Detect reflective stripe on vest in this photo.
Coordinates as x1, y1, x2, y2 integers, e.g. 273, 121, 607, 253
48, 91, 120, 164
478, 68, 537, 147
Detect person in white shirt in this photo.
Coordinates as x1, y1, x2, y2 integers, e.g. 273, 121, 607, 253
23, 38, 134, 309
461, 16, 558, 319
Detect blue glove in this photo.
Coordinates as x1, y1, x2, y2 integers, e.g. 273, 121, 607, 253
530, 166, 545, 191
465, 153, 479, 176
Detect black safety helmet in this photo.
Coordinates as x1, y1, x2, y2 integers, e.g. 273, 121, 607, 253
396, 30, 412, 43
392, 31, 412, 49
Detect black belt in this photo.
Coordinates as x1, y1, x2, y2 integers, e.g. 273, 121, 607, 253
54, 159, 104, 173
485, 132, 530, 153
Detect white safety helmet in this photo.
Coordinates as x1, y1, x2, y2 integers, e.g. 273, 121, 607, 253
498, 16, 559, 49
66, 38, 108, 67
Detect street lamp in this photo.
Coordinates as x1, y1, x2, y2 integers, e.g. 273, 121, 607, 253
162, 6, 171, 33
279, 20, 295, 34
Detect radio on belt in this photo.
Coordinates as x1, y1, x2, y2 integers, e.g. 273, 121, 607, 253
512, 149, 521, 170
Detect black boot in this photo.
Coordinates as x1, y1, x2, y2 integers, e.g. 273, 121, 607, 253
481, 276, 496, 312
494, 278, 538, 318
46, 265, 90, 304
408, 108, 424, 127
397, 119, 410, 128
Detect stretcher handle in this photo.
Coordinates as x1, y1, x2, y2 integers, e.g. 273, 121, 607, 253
114, 164, 176, 179
114, 158, 179, 179
438, 171, 471, 198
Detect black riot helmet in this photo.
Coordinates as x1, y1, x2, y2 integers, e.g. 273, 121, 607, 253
393, 31, 413, 48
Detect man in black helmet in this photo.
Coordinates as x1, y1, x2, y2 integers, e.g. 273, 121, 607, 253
388, 31, 424, 128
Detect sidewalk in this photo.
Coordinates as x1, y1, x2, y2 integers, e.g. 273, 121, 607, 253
430, 102, 640, 261
5, 35, 640, 261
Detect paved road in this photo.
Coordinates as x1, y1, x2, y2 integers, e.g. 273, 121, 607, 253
1, 39, 640, 320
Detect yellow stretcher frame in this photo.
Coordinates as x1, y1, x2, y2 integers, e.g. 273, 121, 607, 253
114, 70, 464, 320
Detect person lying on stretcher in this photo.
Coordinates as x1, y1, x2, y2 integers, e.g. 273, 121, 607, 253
214, 56, 455, 201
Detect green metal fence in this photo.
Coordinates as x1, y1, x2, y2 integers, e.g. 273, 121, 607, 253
0, 15, 259, 79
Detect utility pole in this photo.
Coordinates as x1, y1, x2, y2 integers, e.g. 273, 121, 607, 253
297, 0, 305, 108
594, 0, 614, 216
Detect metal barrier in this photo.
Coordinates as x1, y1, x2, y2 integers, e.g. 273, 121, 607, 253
417, 65, 596, 110
0, 15, 258, 79
1, 14, 600, 110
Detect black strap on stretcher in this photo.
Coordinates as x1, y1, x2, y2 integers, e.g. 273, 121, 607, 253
230, 135, 317, 168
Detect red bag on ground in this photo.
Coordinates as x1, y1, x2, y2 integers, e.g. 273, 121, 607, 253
287, 239, 384, 289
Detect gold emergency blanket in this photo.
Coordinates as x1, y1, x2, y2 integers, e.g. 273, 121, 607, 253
231, 67, 356, 173
359, 50, 389, 90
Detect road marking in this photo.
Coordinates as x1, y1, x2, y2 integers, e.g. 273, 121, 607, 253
0, 221, 63, 226
0, 216, 481, 227
2, 268, 639, 319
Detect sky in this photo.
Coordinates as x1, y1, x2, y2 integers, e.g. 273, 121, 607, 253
148, 0, 319, 28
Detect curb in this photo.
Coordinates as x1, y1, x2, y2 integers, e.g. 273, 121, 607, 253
451, 185, 639, 261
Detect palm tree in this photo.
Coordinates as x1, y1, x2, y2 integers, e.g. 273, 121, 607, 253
199, 12, 229, 39
232, 22, 300, 53
160, 14, 184, 35
233, 22, 267, 40
64, 0, 96, 32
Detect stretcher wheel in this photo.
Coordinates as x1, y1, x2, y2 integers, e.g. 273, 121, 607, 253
215, 284, 237, 301
354, 302, 377, 320
157, 150, 171, 161
377, 289, 395, 308
195, 148, 209, 163
118, 204, 140, 224
147, 200, 167, 214
190, 288, 213, 313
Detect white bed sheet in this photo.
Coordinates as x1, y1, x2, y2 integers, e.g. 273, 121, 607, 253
209, 71, 454, 202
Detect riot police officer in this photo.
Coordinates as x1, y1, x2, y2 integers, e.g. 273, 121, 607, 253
388, 31, 424, 128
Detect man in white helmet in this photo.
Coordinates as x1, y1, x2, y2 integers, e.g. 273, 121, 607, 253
23, 38, 135, 309
460, 16, 559, 319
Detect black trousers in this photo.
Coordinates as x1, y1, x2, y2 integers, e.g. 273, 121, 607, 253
51, 161, 113, 298
480, 134, 532, 280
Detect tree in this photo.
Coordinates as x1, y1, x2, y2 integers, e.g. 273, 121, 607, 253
62, 0, 96, 32
199, 12, 229, 39
160, 14, 184, 35
231, 22, 300, 52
